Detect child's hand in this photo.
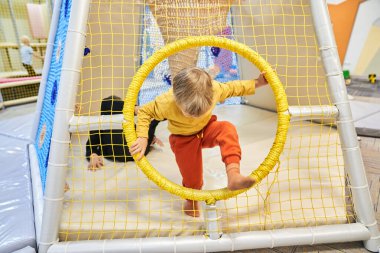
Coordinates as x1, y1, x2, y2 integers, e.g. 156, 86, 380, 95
255, 71, 269, 88
134, 106, 141, 116
88, 153, 104, 171
74, 103, 81, 114
130, 137, 148, 160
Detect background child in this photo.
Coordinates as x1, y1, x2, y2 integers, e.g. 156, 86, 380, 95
130, 67, 268, 217
86, 95, 162, 170
20, 35, 43, 76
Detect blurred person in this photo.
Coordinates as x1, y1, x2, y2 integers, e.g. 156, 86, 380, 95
20, 35, 43, 76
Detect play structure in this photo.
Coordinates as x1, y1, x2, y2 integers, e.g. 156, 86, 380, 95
0, 1, 49, 76
0, 76, 41, 108
0, 1, 49, 110
26, 0, 380, 252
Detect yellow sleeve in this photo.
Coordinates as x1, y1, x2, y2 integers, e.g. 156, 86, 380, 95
136, 97, 167, 138
216, 79, 256, 102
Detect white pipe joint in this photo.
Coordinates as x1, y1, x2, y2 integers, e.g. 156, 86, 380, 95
204, 204, 222, 240
69, 115, 125, 132
288, 105, 338, 121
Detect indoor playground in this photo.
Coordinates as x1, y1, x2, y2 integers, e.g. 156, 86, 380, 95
0, 0, 380, 253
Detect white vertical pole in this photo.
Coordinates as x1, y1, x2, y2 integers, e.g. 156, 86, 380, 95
29, 144, 45, 245
31, 0, 62, 142
310, 1, 380, 252
38, 1, 90, 253
204, 204, 222, 240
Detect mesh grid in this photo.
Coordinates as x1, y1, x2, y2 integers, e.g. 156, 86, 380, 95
0, 82, 39, 101
60, 0, 355, 241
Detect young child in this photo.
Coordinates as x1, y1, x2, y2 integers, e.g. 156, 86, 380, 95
86, 95, 163, 170
130, 67, 268, 217
20, 35, 43, 76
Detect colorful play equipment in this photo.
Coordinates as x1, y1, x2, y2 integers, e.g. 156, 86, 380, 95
25, 0, 380, 253
123, 36, 289, 204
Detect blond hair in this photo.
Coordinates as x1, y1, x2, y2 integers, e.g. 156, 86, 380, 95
173, 67, 213, 117
20, 35, 31, 45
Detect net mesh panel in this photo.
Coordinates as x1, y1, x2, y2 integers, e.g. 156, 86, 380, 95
0, 82, 39, 101
61, 0, 355, 241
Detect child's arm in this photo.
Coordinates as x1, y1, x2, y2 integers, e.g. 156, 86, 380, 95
33, 51, 44, 60
86, 131, 104, 170
135, 100, 166, 138
130, 99, 166, 160
26, 46, 43, 60
255, 72, 268, 89
218, 72, 268, 102
86, 131, 101, 160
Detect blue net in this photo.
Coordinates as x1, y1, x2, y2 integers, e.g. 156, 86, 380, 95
34, 0, 72, 191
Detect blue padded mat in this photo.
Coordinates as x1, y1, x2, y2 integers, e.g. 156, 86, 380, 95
0, 135, 36, 253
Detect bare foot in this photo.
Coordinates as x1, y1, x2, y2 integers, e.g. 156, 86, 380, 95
183, 200, 200, 217
226, 164, 255, 191
227, 174, 255, 191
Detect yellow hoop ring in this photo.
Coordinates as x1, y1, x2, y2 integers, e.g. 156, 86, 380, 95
123, 36, 290, 204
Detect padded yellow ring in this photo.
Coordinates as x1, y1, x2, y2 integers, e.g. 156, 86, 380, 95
123, 36, 290, 204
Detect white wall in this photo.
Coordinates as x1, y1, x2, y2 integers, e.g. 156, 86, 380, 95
343, 0, 380, 75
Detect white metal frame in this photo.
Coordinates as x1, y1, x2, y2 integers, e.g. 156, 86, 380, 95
310, 1, 380, 251
48, 224, 369, 253
38, 0, 380, 252
38, 0, 90, 252
67, 105, 338, 132
28, 0, 63, 246
29, 144, 45, 245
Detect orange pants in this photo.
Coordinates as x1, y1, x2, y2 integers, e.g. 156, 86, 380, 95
169, 115, 241, 190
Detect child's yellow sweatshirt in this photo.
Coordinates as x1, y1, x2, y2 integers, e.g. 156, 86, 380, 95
137, 79, 255, 137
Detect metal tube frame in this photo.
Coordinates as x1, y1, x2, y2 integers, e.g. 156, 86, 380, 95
204, 204, 222, 240
310, 1, 380, 252
48, 223, 369, 253
0, 96, 37, 107
68, 105, 339, 133
68, 114, 125, 132
29, 144, 45, 245
40, 1, 380, 252
1, 78, 41, 89
38, 0, 90, 252
28, 0, 62, 245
